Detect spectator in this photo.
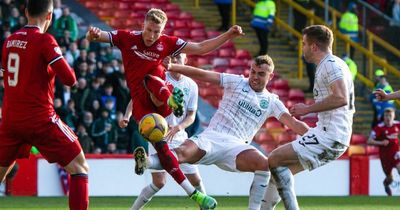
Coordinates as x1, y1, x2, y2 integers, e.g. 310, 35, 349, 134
73, 77, 90, 113
57, 30, 74, 48
65, 42, 80, 66
81, 111, 94, 138
251, 0, 276, 55
342, 54, 357, 80
293, 0, 313, 33
370, 69, 395, 127
339, 2, 359, 59
53, 6, 78, 41
303, 56, 316, 92
8, 7, 20, 32
214, 0, 232, 31
77, 124, 94, 154
53, 0, 63, 20
91, 109, 117, 153
368, 107, 400, 196
389, 0, 400, 53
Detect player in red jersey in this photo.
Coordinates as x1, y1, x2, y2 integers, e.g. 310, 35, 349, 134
86, 8, 243, 209
368, 107, 400, 196
0, 1, 89, 209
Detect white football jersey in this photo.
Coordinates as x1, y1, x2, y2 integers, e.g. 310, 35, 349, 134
165, 72, 198, 145
206, 73, 288, 143
313, 54, 355, 146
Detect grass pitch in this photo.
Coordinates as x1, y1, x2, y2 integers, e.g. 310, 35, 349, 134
0, 196, 398, 210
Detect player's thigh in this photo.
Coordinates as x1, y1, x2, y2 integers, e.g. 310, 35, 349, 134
236, 148, 269, 172
64, 151, 89, 174
268, 143, 300, 168
0, 127, 30, 167
35, 120, 82, 167
132, 94, 157, 122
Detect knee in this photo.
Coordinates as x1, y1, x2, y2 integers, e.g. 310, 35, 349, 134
268, 151, 279, 169
153, 179, 166, 189
257, 156, 269, 171
188, 176, 202, 187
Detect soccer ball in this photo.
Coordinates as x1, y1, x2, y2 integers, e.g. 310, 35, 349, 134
138, 113, 168, 143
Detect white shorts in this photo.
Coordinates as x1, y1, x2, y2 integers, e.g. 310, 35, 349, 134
189, 130, 258, 172
291, 127, 348, 171
149, 140, 199, 174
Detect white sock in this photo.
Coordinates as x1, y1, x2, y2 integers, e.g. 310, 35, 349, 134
148, 154, 163, 170
194, 181, 206, 194
180, 179, 196, 196
249, 170, 271, 210
131, 183, 160, 210
271, 167, 299, 210
261, 178, 281, 210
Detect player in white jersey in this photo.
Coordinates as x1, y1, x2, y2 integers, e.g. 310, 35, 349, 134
136, 55, 309, 210
126, 54, 206, 210
266, 25, 355, 210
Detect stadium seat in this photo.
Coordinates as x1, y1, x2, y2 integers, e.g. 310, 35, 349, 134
270, 89, 289, 102
194, 57, 212, 67
288, 89, 305, 102
229, 58, 248, 69
253, 131, 275, 145
271, 79, 289, 91
206, 31, 221, 39
351, 134, 368, 145
218, 49, 234, 58
260, 143, 277, 154
347, 145, 366, 156
173, 30, 190, 39
276, 132, 297, 145
114, 11, 130, 19
190, 29, 206, 39
235, 49, 252, 60
165, 3, 180, 13
173, 20, 188, 29
305, 98, 315, 105
188, 21, 205, 30
221, 41, 235, 49
116, 2, 129, 10
179, 12, 194, 21
212, 58, 229, 68
366, 145, 379, 156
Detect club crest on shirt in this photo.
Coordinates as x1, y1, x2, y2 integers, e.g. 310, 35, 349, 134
260, 99, 269, 109
183, 87, 189, 96
111, 30, 118, 35
156, 43, 163, 51
54, 47, 62, 55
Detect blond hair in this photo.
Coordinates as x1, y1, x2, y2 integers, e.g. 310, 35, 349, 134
145, 8, 168, 24
254, 54, 274, 72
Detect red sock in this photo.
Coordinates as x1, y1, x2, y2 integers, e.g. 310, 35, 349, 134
69, 174, 89, 210
154, 141, 186, 184
144, 74, 172, 103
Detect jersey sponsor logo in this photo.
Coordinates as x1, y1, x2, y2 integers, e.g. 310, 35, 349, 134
133, 50, 157, 61
156, 42, 163, 51
238, 100, 262, 117
242, 87, 249, 93
176, 38, 185, 46
183, 87, 189, 96
6, 39, 28, 49
131, 45, 138, 50
260, 99, 269, 109
54, 47, 62, 55
111, 30, 118, 35
131, 31, 141, 35
143, 50, 160, 59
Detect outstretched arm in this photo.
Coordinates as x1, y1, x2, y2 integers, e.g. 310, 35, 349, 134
169, 64, 220, 85
181, 25, 244, 55
85, 26, 111, 43
279, 113, 309, 136
374, 89, 400, 101
119, 100, 133, 128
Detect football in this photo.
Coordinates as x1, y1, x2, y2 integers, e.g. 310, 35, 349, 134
138, 113, 168, 143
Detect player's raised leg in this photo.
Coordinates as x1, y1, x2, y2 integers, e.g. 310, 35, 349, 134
261, 178, 281, 210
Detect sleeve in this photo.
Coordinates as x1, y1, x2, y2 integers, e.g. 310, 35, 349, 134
41, 34, 76, 86
325, 61, 344, 85
187, 80, 198, 111
166, 35, 188, 57
271, 96, 290, 120
220, 73, 244, 89
108, 29, 130, 48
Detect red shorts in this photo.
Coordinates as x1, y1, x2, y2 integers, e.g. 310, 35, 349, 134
0, 115, 82, 167
380, 152, 400, 176
131, 92, 172, 123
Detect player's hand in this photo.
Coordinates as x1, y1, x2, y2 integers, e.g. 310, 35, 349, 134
394, 151, 400, 160
373, 89, 388, 101
227, 25, 245, 38
163, 56, 172, 70
165, 125, 182, 143
382, 139, 390, 146
290, 103, 309, 117
119, 118, 129, 128
86, 26, 101, 41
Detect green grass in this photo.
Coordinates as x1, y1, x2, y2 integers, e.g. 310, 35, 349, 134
0, 196, 398, 210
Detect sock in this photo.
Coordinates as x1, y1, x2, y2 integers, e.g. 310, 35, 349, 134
249, 170, 271, 210
69, 173, 89, 210
194, 181, 206, 194
271, 167, 299, 210
144, 74, 171, 104
261, 178, 281, 210
153, 141, 194, 195
131, 183, 160, 210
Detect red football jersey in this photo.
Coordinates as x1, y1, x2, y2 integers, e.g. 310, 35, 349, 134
1, 26, 76, 125
372, 121, 400, 155
108, 30, 187, 99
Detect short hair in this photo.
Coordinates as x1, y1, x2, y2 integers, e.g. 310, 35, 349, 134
302, 25, 334, 51
254, 54, 274, 72
145, 8, 167, 25
27, 0, 53, 18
